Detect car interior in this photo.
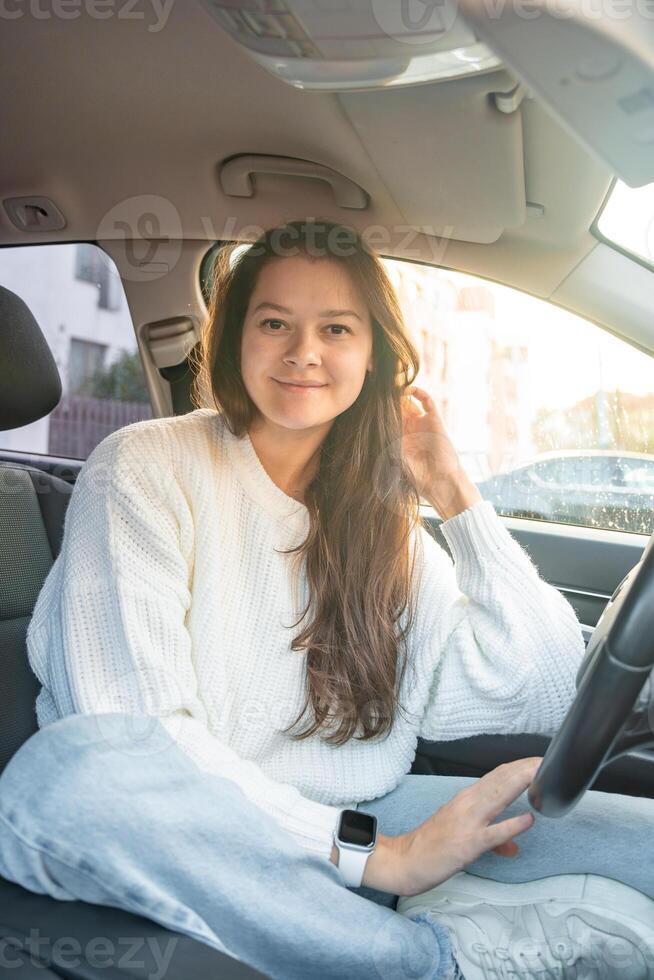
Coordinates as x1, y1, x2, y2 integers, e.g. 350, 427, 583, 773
0, 2, 653, 976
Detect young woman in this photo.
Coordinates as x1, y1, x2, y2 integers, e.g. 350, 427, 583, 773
1, 220, 652, 980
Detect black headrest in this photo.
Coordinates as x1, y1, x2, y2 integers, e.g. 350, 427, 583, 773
0, 286, 62, 431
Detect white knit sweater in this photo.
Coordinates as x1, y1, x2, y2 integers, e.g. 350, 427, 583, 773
26, 408, 586, 861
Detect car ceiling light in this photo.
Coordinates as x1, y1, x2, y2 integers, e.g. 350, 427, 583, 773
198, 0, 501, 90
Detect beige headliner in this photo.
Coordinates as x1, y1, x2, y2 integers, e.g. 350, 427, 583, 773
1, 2, 650, 354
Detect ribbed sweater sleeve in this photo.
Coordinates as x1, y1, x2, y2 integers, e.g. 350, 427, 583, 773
416, 500, 587, 740
25, 425, 341, 861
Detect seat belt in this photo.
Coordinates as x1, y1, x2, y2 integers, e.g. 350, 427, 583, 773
159, 359, 196, 415
144, 316, 200, 417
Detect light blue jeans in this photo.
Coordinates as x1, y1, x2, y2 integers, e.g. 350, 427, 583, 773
0, 713, 652, 980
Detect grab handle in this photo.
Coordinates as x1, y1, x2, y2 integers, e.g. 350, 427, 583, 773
219, 154, 368, 210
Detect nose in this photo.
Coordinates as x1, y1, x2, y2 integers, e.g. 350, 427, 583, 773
282, 332, 321, 368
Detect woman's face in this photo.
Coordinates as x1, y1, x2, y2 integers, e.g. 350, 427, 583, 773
240, 255, 374, 433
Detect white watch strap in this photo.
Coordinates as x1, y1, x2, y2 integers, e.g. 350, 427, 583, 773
337, 844, 371, 888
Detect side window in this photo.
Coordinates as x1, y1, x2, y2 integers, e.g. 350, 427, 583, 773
382, 259, 654, 536
575, 455, 622, 490
0, 243, 152, 460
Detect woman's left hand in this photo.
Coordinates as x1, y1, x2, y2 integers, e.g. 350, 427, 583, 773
401, 384, 482, 519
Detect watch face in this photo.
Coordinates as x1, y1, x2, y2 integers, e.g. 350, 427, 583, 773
337, 809, 377, 848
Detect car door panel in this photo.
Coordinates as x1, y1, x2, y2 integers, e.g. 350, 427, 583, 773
424, 511, 648, 628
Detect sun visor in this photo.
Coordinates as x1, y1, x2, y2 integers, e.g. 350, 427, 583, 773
457, 0, 654, 188
338, 72, 527, 244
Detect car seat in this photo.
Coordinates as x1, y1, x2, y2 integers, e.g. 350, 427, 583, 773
0, 284, 269, 979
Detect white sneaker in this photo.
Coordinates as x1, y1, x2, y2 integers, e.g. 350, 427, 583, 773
397, 872, 654, 979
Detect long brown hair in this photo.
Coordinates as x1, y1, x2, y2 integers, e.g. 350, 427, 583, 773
191, 219, 425, 745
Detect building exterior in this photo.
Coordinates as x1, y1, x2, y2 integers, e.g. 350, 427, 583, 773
0, 243, 149, 457
382, 258, 536, 485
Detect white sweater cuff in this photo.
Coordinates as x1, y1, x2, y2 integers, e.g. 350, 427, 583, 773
263, 796, 341, 861
439, 499, 525, 565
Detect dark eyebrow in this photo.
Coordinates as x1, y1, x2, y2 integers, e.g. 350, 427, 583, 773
253, 302, 362, 321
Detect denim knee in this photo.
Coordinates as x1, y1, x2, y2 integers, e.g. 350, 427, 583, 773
0, 713, 177, 831
0, 712, 283, 855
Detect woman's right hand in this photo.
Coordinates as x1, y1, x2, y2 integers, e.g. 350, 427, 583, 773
367, 756, 541, 898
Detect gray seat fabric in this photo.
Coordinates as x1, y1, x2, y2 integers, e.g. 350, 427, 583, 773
0, 461, 72, 776
0, 876, 269, 979
0, 283, 72, 768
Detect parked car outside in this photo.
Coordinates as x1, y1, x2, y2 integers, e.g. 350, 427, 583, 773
476, 450, 654, 535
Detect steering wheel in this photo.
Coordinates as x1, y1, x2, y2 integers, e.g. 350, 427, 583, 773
528, 532, 654, 816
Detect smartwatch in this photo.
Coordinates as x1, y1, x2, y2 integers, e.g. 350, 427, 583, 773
333, 808, 378, 888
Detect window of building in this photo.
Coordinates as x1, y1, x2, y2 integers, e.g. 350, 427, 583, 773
74, 242, 122, 311
68, 338, 108, 396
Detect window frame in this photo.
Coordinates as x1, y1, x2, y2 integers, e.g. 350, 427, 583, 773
590, 176, 654, 276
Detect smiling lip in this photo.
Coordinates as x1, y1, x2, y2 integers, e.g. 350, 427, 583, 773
274, 379, 327, 390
